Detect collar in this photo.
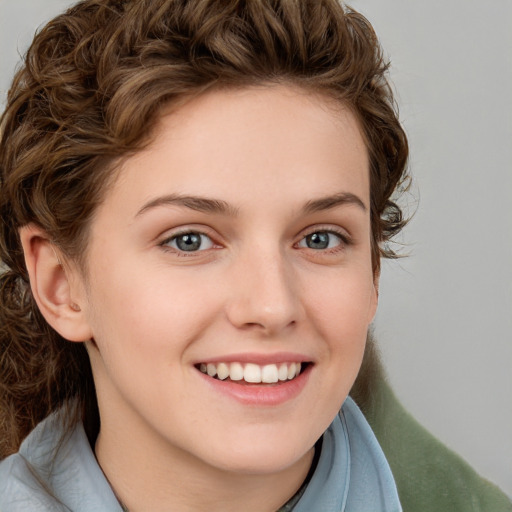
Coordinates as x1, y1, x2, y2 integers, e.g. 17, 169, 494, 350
0, 398, 401, 512
288, 397, 402, 512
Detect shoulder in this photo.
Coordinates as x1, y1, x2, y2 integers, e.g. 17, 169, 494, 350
0, 412, 122, 512
359, 372, 512, 512
0, 420, 68, 511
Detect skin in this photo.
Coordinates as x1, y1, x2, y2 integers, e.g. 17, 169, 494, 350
21, 85, 378, 512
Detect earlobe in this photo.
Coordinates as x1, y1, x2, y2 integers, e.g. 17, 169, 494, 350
19, 224, 92, 342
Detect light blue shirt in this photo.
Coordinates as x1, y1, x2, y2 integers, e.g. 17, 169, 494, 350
0, 397, 401, 511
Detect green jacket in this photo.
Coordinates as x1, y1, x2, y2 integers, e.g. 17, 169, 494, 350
351, 341, 511, 512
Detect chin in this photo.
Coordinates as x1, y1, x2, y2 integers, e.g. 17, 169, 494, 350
200, 430, 316, 476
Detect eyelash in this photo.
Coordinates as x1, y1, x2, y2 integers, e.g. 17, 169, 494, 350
158, 227, 351, 255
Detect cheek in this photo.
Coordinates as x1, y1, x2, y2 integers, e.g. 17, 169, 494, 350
301, 272, 372, 423
305, 269, 374, 376
85, 267, 220, 360
307, 270, 375, 334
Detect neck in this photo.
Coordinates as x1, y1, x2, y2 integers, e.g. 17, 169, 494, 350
96, 430, 314, 512
94, 413, 314, 512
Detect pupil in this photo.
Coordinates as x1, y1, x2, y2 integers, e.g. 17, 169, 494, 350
176, 233, 201, 251
307, 232, 329, 249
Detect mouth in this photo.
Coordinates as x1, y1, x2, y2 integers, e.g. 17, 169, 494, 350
195, 361, 310, 385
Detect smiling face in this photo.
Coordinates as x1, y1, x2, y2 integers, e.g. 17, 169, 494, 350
76, 85, 377, 478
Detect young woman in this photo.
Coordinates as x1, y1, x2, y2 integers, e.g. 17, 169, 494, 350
0, 1, 409, 510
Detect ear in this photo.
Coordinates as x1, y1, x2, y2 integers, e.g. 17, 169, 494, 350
19, 224, 93, 342
367, 269, 380, 324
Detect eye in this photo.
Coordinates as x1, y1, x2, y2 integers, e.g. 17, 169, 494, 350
163, 232, 214, 252
297, 231, 344, 250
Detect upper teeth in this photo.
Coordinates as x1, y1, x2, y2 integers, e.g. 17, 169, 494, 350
198, 362, 302, 383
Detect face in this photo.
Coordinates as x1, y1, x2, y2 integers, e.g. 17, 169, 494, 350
78, 85, 377, 475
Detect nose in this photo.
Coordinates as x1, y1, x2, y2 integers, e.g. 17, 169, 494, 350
225, 248, 302, 335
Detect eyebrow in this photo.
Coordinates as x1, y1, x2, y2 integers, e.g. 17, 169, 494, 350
136, 194, 239, 217
136, 191, 366, 218
302, 192, 367, 213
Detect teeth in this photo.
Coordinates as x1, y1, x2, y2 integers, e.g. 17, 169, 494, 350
229, 362, 244, 381
261, 364, 278, 383
217, 362, 229, 380
278, 363, 288, 381
198, 362, 303, 383
287, 363, 298, 380
206, 363, 217, 377
244, 363, 261, 383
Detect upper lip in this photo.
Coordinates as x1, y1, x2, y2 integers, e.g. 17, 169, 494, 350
193, 352, 314, 366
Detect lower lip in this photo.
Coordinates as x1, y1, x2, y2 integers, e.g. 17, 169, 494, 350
197, 365, 312, 406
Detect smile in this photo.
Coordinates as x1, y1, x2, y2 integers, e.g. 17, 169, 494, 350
197, 362, 304, 384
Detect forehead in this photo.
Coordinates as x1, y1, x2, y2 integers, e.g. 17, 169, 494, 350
101, 85, 370, 216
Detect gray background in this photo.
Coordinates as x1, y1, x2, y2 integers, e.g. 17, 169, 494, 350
1, 0, 511, 496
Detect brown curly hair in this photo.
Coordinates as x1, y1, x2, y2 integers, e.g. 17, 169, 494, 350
0, 0, 409, 457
